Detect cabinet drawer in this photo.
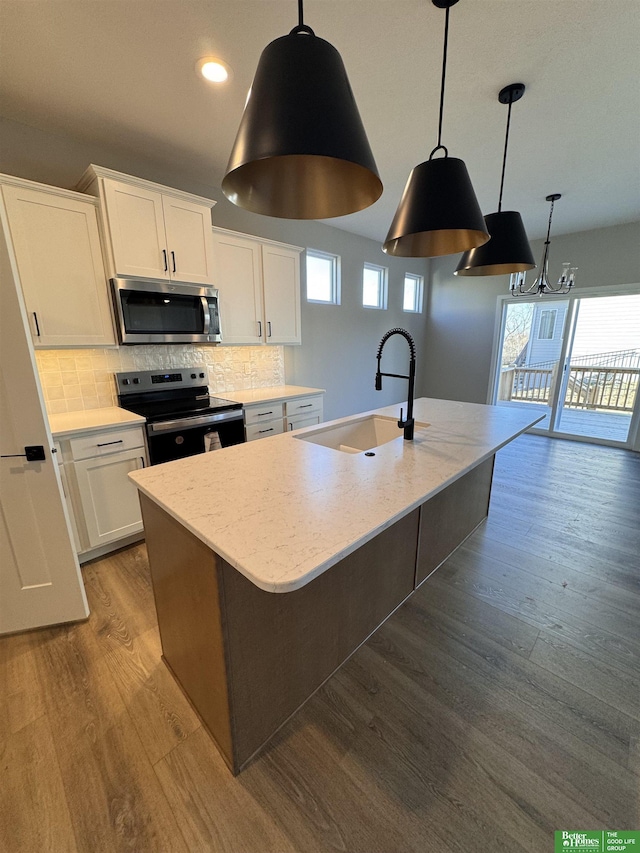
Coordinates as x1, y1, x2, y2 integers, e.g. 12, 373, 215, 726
286, 413, 321, 432
284, 395, 323, 417
69, 426, 145, 461
246, 420, 285, 442
244, 403, 284, 425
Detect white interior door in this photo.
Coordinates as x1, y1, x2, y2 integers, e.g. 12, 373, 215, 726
0, 202, 89, 635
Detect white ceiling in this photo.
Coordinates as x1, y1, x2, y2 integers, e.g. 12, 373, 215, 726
1, 0, 639, 243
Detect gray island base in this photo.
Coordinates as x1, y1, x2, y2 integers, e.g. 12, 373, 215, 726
141, 457, 494, 774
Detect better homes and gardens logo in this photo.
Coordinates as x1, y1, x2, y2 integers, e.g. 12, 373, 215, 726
554, 831, 639, 852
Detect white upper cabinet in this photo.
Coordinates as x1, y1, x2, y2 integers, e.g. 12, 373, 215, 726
0, 177, 115, 347
212, 227, 302, 346
262, 242, 302, 345
78, 165, 216, 285
212, 230, 264, 345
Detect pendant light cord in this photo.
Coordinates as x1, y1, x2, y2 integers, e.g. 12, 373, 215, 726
436, 6, 450, 151
497, 95, 513, 213
298, 0, 304, 27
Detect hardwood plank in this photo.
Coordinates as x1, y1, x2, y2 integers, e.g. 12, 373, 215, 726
82, 543, 158, 656
103, 626, 200, 766
0, 714, 77, 853
389, 593, 639, 776
413, 575, 540, 660
0, 629, 46, 739
529, 631, 640, 721
436, 547, 640, 677
154, 727, 299, 853
462, 534, 640, 616
362, 616, 637, 828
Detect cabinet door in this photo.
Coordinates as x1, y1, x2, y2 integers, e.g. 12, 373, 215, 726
212, 231, 264, 344
262, 244, 301, 345
103, 179, 169, 279
2, 185, 115, 347
73, 448, 145, 548
162, 196, 215, 285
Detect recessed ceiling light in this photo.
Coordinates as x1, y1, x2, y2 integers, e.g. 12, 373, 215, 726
196, 57, 232, 84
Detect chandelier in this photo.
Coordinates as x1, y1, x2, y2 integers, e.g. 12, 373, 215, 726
509, 194, 577, 297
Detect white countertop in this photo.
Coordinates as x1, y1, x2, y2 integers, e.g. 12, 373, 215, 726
50, 407, 146, 438
129, 398, 542, 594
224, 385, 325, 406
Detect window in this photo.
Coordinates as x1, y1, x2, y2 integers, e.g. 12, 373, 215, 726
403, 273, 424, 313
306, 249, 340, 304
538, 309, 557, 340
362, 263, 388, 309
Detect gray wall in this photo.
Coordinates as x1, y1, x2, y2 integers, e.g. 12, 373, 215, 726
423, 220, 640, 404
0, 118, 429, 421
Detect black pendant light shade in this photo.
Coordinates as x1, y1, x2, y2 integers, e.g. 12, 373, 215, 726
455, 82, 535, 277
383, 157, 489, 257
383, 0, 489, 258
454, 210, 535, 275
222, 25, 382, 219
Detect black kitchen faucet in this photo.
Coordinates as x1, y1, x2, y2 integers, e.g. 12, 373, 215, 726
375, 328, 416, 440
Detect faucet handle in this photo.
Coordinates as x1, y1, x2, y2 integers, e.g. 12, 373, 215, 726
398, 407, 405, 428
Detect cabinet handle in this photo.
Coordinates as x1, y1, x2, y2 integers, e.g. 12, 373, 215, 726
288, 422, 293, 430
33, 312, 41, 337
267, 321, 272, 338
171, 251, 176, 273
96, 439, 124, 447
258, 428, 274, 434
257, 411, 273, 417
298, 403, 313, 409
257, 320, 262, 337
162, 249, 168, 272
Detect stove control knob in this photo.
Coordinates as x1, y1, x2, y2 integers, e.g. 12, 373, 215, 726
191, 373, 196, 379
199, 372, 205, 378
122, 378, 131, 385
132, 378, 140, 384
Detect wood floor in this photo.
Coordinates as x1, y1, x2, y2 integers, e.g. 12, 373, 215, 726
1, 434, 638, 852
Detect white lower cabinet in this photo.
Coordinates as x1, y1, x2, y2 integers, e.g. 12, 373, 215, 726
244, 394, 324, 441
55, 424, 146, 560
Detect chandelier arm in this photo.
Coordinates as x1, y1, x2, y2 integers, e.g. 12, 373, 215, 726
436, 6, 451, 151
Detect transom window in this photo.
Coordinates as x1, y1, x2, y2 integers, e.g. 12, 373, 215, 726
306, 249, 341, 304
362, 263, 388, 309
403, 273, 424, 313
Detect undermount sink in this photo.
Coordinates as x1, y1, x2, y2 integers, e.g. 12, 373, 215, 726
294, 414, 430, 453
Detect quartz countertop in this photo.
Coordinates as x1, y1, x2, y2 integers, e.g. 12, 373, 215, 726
50, 407, 146, 438
224, 385, 325, 406
129, 398, 542, 594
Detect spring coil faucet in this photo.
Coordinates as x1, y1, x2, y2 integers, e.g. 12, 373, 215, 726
375, 328, 417, 440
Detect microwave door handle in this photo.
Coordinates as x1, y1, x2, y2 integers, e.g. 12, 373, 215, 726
200, 297, 211, 334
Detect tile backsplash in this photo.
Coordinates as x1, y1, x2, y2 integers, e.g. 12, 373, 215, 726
36, 345, 285, 415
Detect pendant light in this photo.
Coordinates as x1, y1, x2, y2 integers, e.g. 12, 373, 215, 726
383, 0, 489, 258
455, 83, 535, 277
222, 0, 382, 219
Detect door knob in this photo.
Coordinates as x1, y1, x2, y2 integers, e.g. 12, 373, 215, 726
1, 445, 46, 461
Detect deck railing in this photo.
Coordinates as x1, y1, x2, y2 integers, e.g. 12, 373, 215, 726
499, 365, 639, 412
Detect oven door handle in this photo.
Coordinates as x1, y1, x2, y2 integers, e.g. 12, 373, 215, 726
147, 410, 243, 434
200, 297, 211, 335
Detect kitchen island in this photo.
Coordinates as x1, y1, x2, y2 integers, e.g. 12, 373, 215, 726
130, 398, 542, 774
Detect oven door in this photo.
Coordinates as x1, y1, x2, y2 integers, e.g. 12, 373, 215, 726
112, 277, 222, 344
146, 410, 245, 465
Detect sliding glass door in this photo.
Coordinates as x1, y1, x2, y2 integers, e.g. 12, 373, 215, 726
555, 293, 640, 443
491, 289, 640, 448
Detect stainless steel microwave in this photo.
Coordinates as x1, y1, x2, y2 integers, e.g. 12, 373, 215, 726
111, 277, 222, 344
